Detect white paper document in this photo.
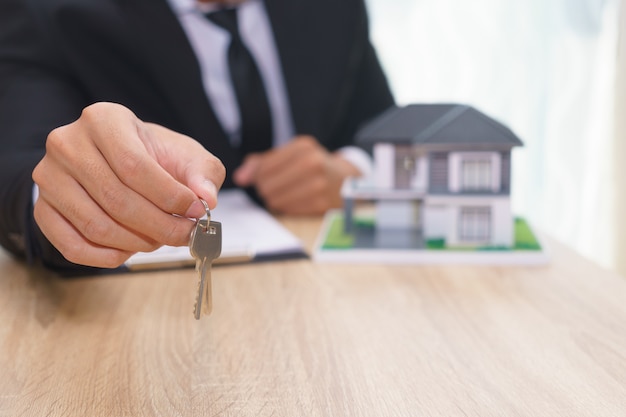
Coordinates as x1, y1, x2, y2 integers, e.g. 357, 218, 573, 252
125, 189, 306, 270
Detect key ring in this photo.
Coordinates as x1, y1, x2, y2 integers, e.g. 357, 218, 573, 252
199, 199, 211, 222
196, 199, 217, 235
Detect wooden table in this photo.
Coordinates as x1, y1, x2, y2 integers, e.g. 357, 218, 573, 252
1, 217, 625, 416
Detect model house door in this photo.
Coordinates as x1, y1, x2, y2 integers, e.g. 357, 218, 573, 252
394, 145, 415, 189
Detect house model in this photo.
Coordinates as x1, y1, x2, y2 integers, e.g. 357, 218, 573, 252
342, 103, 524, 249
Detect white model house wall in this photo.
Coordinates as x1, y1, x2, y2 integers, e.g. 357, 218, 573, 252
376, 200, 419, 229
423, 196, 513, 247
414, 154, 428, 191
370, 144, 514, 245
374, 143, 394, 189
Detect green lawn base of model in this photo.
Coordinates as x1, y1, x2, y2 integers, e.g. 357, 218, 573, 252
322, 215, 541, 252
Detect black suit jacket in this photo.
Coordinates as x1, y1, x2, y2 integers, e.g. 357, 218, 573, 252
0, 0, 394, 271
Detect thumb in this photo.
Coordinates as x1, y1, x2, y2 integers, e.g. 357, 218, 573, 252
183, 155, 226, 211
143, 123, 225, 213
186, 176, 220, 212
233, 153, 262, 186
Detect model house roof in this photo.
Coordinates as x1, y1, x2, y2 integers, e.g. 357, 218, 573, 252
356, 104, 523, 149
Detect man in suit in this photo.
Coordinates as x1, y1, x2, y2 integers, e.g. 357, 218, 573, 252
0, 0, 394, 271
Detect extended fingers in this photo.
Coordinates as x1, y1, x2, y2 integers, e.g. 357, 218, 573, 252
75, 110, 200, 218
72, 104, 223, 218
255, 137, 327, 196
33, 163, 159, 252
256, 136, 321, 177
250, 138, 359, 214
264, 176, 331, 214
33, 198, 135, 268
41, 120, 198, 247
141, 123, 225, 210
32, 103, 226, 268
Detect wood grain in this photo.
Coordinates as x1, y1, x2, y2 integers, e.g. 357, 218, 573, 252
1, 217, 626, 416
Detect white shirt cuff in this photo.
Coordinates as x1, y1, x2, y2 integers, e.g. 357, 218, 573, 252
336, 146, 373, 178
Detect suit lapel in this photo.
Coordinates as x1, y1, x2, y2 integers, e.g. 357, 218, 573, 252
119, 0, 240, 177
264, 0, 361, 147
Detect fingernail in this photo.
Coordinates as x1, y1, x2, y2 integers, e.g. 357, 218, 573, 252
185, 200, 205, 219
203, 180, 217, 197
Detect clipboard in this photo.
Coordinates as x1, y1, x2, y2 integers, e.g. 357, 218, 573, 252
124, 189, 307, 271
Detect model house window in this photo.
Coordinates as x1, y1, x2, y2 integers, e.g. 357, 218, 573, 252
448, 152, 500, 193
461, 159, 492, 191
459, 207, 491, 242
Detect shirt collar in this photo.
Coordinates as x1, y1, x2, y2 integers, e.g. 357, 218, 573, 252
166, 0, 255, 15
165, 0, 196, 15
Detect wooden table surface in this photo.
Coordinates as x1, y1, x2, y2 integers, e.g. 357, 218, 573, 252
1, 217, 626, 417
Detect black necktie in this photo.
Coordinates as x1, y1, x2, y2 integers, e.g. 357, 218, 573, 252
206, 8, 273, 156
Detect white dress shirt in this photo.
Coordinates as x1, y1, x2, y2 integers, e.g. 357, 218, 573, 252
166, 0, 294, 148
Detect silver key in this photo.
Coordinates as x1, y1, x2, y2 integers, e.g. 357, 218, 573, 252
189, 200, 222, 319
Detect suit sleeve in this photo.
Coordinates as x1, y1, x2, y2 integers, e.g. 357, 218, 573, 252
0, 0, 97, 272
327, 1, 395, 150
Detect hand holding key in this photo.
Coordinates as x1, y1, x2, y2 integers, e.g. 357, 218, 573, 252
190, 200, 222, 319
32, 102, 225, 268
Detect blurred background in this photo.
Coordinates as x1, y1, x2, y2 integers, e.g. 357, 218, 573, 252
365, 0, 625, 274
